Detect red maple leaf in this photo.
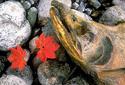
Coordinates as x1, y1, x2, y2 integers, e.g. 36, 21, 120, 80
8, 46, 27, 71
35, 33, 60, 62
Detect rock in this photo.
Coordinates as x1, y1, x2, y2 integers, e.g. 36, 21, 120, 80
32, 57, 41, 69
0, 1, 25, 27
0, 1, 31, 51
72, 2, 79, 10
84, 8, 92, 15
6, 66, 33, 85
27, 7, 38, 26
22, 1, 31, 10
37, 61, 70, 85
112, 0, 125, 5
29, 36, 38, 52
89, 0, 101, 9
76, 0, 80, 3
28, 0, 35, 5
0, 75, 27, 85
57, 0, 72, 8
77, 1, 86, 12
99, 6, 125, 25
65, 76, 89, 85
38, 0, 71, 25
24, 49, 30, 62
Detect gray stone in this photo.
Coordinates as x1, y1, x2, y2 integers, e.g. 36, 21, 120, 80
0, 75, 28, 85
28, 0, 35, 5
0, 1, 31, 51
89, 0, 101, 9
65, 76, 89, 85
72, 2, 79, 9
29, 36, 38, 52
77, 1, 86, 12
6, 66, 33, 85
99, 6, 125, 25
22, 1, 31, 10
0, 1, 25, 27
27, 7, 38, 26
37, 61, 70, 85
112, 0, 125, 5
84, 8, 92, 15
32, 57, 42, 69
76, 0, 80, 3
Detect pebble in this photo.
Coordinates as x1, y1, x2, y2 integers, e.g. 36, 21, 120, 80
38, 0, 72, 25
72, 2, 79, 9
84, 8, 92, 15
0, 1, 31, 51
6, 66, 33, 85
29, 36, 38, 52
77, 1, 86, 12
22, 1, 31, 10
76, 0, 80, 3
99, 6, 125, 25
37, 61, 70, 85
65, 76, 89, 85
112, 0, 125, 5
0, 75, 28, 85
89, 0, 101, 9
27, 7, 38, 26
32, 57, 42, 69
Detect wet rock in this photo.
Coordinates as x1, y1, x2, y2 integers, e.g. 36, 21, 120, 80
0, 75, 27, 85
99, 6, 125, 25
38, 0, 71, 25
89, 0, 101, 9
6, 66, 33, 85
37, 61, 70, 85
0, 1, 31, 51
27, 7, 38, 26
65, 76, 89, 85
22, 1, 31, 10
